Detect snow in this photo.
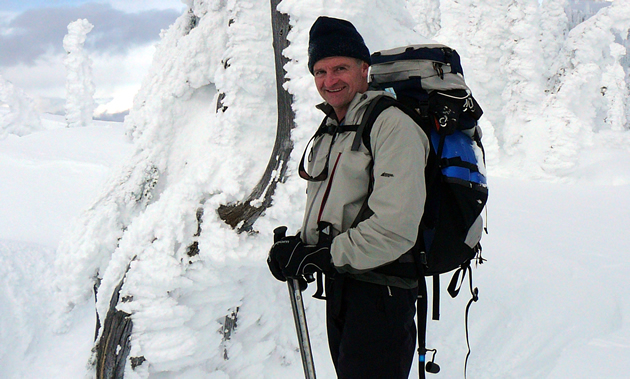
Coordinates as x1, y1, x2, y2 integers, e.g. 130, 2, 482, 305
1, 0, 630, 378
0, 114, 132, 247
0, 114, 129, 378
1, 114, 629, 378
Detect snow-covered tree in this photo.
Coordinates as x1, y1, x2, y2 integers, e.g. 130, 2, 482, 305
54, 0, 284, 376
540, 0, 569, 80
436, 0, 629, 178
404, 0, 441, 38
498, 0, 550, 176
53, 0, 431, 377
0, 75, 42, 138
63, 19, 96, 128
602, 41, 629, 132
541, 1, 630, 175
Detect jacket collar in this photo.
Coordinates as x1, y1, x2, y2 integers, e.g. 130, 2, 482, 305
316, 90, 395, 128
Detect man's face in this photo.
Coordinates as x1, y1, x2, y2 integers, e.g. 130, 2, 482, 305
313, 56, 369, 120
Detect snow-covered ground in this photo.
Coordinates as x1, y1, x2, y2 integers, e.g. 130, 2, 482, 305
1, 113, 629, 378
0, 114, 132, 378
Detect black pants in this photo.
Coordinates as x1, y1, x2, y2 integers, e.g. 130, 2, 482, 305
326, 276, 418, 379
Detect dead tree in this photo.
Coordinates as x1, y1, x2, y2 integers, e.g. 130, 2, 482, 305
218, 0, 295, 233
94, 265, 135, 378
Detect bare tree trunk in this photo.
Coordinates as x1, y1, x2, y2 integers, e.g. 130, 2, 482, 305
95, 265, 136, 379
218, 0, 295, 233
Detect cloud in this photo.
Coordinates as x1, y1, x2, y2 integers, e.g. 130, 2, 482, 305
0, 2, 180, 67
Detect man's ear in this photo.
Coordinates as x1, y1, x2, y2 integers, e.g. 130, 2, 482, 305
361, 62, 369, 80
362, 62, 369, 73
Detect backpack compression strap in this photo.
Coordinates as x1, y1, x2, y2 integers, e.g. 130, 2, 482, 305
447, 263, 479, 379
350, 95, 399, 153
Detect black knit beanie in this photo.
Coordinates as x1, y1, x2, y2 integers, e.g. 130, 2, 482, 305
307, 16, 371, 74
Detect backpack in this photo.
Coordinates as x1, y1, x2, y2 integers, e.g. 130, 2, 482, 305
352, 44, 488, 378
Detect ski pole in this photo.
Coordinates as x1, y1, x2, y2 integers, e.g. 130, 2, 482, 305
288, 278, 317, 379
273, 227, 317, 379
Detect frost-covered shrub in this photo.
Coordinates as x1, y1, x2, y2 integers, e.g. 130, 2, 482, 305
0, 75, 42, 138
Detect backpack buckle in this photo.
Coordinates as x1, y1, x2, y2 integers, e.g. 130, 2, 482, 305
432, 62, 445, 80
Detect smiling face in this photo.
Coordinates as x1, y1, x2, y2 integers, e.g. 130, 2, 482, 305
313, 56, 369, 121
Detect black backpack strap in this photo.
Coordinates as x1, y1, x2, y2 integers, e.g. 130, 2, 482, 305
432, 275, 440, 320
375, 98, 443, 197
350, 95, 400, 154
351, 93, 435, 171
463, 277, 479, 379
348, 95, 400, 229
447, 263, 479, 379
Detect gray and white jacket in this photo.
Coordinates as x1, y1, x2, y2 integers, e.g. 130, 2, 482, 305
300, 90, 429, 288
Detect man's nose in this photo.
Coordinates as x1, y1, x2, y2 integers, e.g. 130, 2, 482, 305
324, 73, 339, 88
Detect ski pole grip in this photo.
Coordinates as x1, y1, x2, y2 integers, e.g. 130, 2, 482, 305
273, 226, 288, 243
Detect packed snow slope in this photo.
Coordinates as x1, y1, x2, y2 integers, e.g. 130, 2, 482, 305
2, 0, 630, 378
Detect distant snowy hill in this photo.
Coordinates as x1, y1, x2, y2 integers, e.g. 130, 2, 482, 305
1, 0, 630, 378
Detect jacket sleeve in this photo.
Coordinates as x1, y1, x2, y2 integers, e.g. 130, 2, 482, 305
331, 107, 429, 273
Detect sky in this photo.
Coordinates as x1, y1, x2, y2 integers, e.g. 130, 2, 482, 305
0, 0, 186, 119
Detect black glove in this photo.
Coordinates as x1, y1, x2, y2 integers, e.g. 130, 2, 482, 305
267, 233, 302, 282
267, 231, 334, 280
281, 241, 334, 279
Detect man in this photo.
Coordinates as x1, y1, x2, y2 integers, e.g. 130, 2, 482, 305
267, 16, 429, 378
